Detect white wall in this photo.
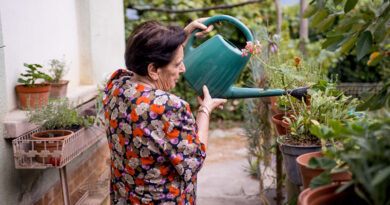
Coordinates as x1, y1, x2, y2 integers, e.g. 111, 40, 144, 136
0, 0, 125, 111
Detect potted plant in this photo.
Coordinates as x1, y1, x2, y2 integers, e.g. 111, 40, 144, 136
277, 80, 359, 186
16, 63, 53, 109
299, 112, 390, 205
46, 59, 69, 99
28, 98, 95, 164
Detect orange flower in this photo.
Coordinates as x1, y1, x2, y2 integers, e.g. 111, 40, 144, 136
135, 178, 145, 186
130, 109, 139, 122
108, 142, 113, 150
106, 82, 113, 90
170, 186, 180, 196
113, 88, 120, 96
166, 129, 180, 139
103, 96, 109, 105
129, 196, 140, 204
114, 169, 121, 177
168, 172, 177, 181
171, 156, 181, 166
136, 84, 145, 92
141, 157, 154, 165
126, 150, 138, 159
160, 165, 169, 176
119, 134, 125, 146
136, 96, 150, 105
105, 111, 109, 120
133, 128, 145, 137
110, 119, 118, 128
151, 104, 165, 114
293, 57, 300, 68
187, 134, 193, 144
126, 165, 135, 175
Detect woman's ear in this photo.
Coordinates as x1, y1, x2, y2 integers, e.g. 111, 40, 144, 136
147, 63, 159, 81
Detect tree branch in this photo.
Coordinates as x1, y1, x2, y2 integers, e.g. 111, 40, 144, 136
129, 0, 265, 13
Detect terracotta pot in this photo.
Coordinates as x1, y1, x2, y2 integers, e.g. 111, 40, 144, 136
31, 130, 73, 164
15, 84, 51, 110
277, 138, 322, 185
300, 183, 365, 205
272, 113, 288, 135
49, 80, 69, 99
297, 151, 351, 189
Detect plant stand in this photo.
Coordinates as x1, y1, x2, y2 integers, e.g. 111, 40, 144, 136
12, 126, 105, 205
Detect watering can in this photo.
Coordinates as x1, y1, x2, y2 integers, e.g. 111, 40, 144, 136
183, 15, 308, 99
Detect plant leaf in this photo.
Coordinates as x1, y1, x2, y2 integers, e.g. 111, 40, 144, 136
303, 4, 318, 18
367, 52, 385, 66
344, 0, 358, 13
371, 166, 390, 186
356, 31, 373, 61
340, 36, 358, 53
316, 15, 336, 33
308, 157, 337, 169
310, 171, 333, 190
310, 9, 328, 28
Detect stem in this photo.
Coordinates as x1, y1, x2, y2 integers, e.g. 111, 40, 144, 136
282, 76, 297, 116
321, 138, 327, 153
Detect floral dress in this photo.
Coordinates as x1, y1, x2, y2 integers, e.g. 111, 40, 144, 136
103, 69, 206, 205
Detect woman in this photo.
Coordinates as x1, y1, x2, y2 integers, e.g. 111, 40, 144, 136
103, 18, 227, 204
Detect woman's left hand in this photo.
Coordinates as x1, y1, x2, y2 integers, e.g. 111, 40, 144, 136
184, 18, 214, 38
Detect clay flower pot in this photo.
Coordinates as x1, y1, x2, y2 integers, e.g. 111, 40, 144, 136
48, 80, 69, 99
297, 151, 352, 189
272, 113, 288, 135
299, 183, 365, 205
15, 84, 51, 110
31, 130, 73, 164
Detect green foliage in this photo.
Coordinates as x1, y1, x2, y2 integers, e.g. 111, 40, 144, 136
326, 112, 390, 204
28, 98, 94, 130
310, 171, 333, 190
18, 63, 53, 87
47, 59, 68, 83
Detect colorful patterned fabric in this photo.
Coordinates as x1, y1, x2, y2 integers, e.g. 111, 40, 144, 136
103, 69, 206, 204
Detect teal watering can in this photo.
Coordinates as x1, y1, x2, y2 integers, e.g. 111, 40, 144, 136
183, 15, 308, 99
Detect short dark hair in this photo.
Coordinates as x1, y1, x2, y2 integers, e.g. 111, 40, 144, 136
125, 21, 186, 76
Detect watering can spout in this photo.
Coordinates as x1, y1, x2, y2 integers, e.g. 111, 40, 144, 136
225, 86, 310, 100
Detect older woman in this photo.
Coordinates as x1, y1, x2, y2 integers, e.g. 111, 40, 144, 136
103, 18, 227, 204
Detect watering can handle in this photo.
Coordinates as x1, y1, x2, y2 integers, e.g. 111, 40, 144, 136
185, 15, 254, 54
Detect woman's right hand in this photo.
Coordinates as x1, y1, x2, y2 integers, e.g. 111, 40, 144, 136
197, 85, 227, 113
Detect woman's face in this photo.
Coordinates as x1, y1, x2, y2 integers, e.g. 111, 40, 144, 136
156, 46, 186, 91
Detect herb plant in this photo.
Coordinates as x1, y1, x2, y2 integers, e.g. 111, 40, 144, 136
47, 59, 68, 83
18, 63, 53, 87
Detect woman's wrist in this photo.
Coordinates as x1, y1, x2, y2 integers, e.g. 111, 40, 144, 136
197, 105, 210, 118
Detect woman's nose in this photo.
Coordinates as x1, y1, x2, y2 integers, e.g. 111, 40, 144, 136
180, 64, 186, 73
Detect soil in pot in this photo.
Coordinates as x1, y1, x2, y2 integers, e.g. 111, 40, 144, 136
300, 183, 367, 205
297, 151, 352, 189
15, 84, 51, 109
31, 130, 73, 164
49, 80, 69, 99
277, 137, 322, 185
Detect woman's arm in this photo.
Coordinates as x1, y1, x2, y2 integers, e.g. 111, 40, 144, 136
196, 85, 227, 148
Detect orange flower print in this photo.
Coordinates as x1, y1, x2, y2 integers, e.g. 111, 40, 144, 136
106, 82, 113, 90
113, 88, 120, 97
133, 128, 145, 137
136, 96, 150, 105
114, 169, 121, 177
141, 157, 154, 165
126, 150, 138, 159
126, 165, 135, 175
110, 119, 118, 128
166, 129, 180, 139
129, 196, 140, 204
151, 104, 165, 114
170, 186, 180, 197
171, 156, 181, 166
160, 165, 169, 176
187, 134, 193, 144
105, 111, 109, 120
119, 134, 125, 146
136, 84, 145, 92
135, 178, 145, 186
131, 109, 139, 122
